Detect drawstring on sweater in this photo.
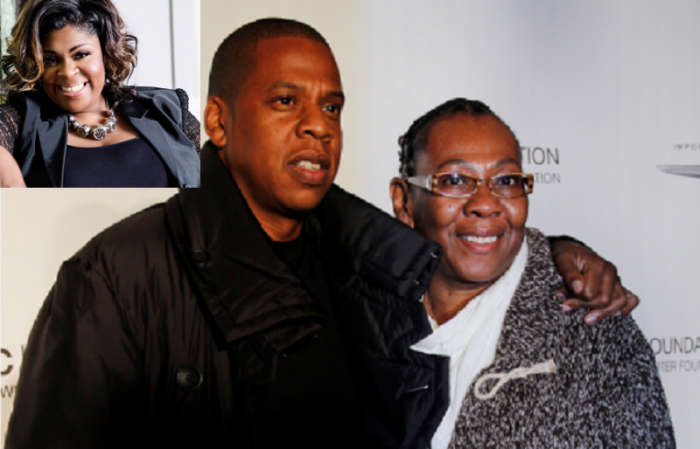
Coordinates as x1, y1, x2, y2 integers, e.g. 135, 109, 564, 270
474, 359, 557, 400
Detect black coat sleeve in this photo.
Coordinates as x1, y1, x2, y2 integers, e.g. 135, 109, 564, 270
5, 257, 146, 449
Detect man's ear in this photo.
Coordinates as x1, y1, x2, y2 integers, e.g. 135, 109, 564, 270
390, 177, 415, 228
204, 96, 228, 147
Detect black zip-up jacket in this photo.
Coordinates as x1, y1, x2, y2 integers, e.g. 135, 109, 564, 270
6, 142, 447, 449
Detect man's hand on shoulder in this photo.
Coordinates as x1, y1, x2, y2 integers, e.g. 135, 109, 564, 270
551, 238, 639, 325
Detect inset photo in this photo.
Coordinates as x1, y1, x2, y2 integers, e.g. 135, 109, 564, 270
0, 0, 200, 188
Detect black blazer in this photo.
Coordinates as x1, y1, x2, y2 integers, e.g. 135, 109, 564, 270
11, 86, 200, 187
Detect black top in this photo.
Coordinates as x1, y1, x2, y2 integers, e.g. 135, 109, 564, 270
0, 87, 201, 187
258, 235, 363, 447
64, 137, 174, 187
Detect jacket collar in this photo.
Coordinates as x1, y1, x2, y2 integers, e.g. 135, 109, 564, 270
166, 141, 323, 351
166, 141, 442, 348
314, 185, 442, 303
16, 91, 68, 186
494, 228, 567, 362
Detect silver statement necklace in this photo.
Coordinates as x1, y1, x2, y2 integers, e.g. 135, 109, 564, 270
68, 109, 117, 141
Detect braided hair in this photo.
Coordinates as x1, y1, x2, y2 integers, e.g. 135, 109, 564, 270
398, 98, 519, 177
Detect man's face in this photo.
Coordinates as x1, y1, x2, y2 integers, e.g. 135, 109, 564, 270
222, 37, 344, 220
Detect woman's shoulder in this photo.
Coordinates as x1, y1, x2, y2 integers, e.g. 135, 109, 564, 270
133, 86, 189, 102
120, 87, 189, 124
0, 100, 20, 120
126, 87, 192, 116
126, 86, 200, 153
125, 86, 177, 107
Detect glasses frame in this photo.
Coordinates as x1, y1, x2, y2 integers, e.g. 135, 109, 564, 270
405, 172, 534, 199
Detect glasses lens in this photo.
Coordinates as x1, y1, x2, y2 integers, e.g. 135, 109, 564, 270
436, 173, 476, 197
491, 174, 528, 198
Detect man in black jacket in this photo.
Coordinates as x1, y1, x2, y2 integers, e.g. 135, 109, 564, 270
6, 18, 637, 449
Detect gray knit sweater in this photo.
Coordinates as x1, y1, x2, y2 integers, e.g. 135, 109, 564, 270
448, 228, 675, 448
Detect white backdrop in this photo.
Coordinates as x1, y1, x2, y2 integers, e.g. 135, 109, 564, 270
1, 0, 698, 447
0, 189, 177, 444
113, 0, 201, 118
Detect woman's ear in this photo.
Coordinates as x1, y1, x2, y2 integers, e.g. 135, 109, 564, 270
204, 96, 228, 148
390, 177, 415, 228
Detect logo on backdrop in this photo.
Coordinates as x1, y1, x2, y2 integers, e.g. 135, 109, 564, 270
520, 146, 561, 184
649, 336, 700, 374
657, 143, 700, 179
1, 345, 26, 401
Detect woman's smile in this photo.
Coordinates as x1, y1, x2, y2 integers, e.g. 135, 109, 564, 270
457, 231, 502, 254
40, 25, 106, 114
408, 113, 528, 291
57, 82, 88, 95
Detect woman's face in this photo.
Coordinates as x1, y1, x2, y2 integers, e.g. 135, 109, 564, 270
40, 25, 106, 113
402, 114, 528, 290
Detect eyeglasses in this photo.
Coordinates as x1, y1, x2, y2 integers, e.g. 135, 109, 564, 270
405, 172, 534, 199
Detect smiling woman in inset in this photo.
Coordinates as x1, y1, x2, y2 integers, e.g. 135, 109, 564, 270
0, 0, 200, 187
390, 98, 674, 448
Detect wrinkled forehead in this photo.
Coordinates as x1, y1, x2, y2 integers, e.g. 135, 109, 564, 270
254, 36, 340, 78
417, 113, 521, 170
228, 36, 341, 107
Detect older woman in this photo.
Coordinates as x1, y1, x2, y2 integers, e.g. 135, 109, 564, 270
0, 0, 199, 187
389, 98, 674, 448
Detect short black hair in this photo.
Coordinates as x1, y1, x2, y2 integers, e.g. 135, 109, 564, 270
398, 98, 520, 177
208, 18, 330, 105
